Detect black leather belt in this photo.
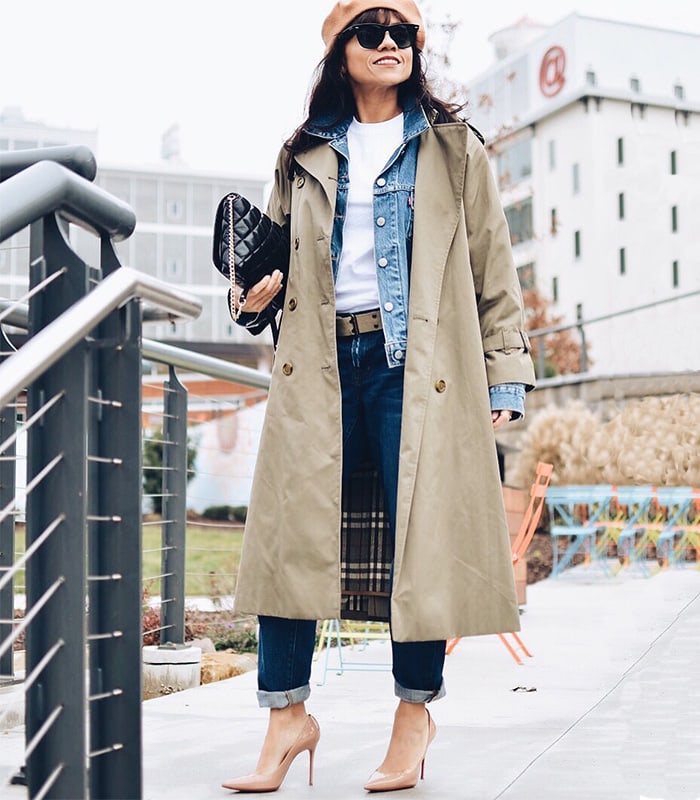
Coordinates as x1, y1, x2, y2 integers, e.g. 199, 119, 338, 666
336, 309, 383, 337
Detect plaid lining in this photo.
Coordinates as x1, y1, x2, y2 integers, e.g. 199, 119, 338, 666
340, 464, 393, 622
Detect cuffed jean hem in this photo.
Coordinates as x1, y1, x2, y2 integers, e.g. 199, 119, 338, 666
256, 684, 311, 709
394, 679, 446, 704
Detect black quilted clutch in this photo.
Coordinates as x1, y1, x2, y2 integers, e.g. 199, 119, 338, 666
212, 192, 289, 336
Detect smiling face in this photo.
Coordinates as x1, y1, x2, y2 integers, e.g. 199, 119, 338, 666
343, 12, 413, 95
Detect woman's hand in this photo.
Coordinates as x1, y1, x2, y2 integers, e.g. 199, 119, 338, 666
234, 270, 285, 314
491, 409, 513, 430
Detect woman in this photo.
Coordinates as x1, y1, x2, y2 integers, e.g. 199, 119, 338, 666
222, 0, 536, 793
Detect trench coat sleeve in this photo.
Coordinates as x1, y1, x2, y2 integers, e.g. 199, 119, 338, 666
266, 151, 293, 229
232, 151, 293, 336
464, 133, 536, 391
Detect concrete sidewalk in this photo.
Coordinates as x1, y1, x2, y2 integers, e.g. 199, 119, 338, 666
2, 565, 699, 799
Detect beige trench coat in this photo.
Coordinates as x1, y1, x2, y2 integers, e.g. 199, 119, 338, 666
233, 121, 536, 642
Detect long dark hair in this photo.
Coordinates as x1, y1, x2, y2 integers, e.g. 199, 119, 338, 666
283, 7, 464, 176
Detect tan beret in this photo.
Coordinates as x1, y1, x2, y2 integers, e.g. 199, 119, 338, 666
322, 1, 425, 53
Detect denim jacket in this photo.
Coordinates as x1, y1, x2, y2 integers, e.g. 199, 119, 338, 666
237, 100, 525, 417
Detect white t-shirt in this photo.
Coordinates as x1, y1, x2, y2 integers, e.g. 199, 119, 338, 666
334, 113, 404, 314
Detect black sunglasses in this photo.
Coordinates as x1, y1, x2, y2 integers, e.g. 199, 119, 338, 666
340, 23, 419, 50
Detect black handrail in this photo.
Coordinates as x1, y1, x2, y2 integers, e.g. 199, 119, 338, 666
0, 144, 97, 182
0, 159, 135, 242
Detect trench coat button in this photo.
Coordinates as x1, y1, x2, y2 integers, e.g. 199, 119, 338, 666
288, 297, 297, 311
296, 176, 305, 188
376, 177, 386, 187
294, 237, 300, 250
435, 379, 447, 393
378, 257, 388, 267
376, 216, 386, 226
282, 363, 293, 376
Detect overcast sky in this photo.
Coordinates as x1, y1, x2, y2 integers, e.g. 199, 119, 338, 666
2, 0, 699, 179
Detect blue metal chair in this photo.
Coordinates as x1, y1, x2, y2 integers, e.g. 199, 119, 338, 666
546, 485, 616, 576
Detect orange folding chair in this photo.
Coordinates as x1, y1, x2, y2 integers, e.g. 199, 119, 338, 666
446, 461, 554, 664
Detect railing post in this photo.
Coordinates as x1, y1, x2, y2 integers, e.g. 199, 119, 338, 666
87, 240, 143, 799
576, 306, 588, 373
0, 392, 16, 682
160, 366, 188, 645
25, 213, 89, 799
536, 333, 546, 379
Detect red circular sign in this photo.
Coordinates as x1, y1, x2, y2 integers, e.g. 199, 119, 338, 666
539, 46, 566, 98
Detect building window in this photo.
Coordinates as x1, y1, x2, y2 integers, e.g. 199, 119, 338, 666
630, 76, 641, 93
618, 193, 625, 220
672, 260, 679, 288
586, 69, 596, 86
496, 137, 533, 189
617, 137, 624, 165
550, 208, 558, 236
670, 150, 677, 175
572, 163, 580, 194
552, 276, 559, 303
574, 230, 581, 258
166, 258, 182, 277
673, 83, 685, 100
619, 247, 626, 275
504, 197, 534, 246
631, 102, 646, 120
671, 206, 678, 232
548, 140, 556, 170
516, 262, 536, 290
166, 200, 183, 221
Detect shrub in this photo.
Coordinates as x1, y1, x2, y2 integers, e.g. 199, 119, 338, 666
201, 505, 247, 523
513, 394, 700, 487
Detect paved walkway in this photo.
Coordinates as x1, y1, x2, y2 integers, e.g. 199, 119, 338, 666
1, 564, 699, 799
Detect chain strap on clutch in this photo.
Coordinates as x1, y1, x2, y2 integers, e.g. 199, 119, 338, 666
227, 193, 243, 322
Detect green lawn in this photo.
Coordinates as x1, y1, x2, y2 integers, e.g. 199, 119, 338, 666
142, 523, 244, 597
13, 522, 244, 599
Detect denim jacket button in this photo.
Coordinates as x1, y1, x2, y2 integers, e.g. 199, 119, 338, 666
376, 216, 386, 227
378, 257, 388, 268
383, 301, 394, 311
394, 349, 404, 360
376, 177, 386, 187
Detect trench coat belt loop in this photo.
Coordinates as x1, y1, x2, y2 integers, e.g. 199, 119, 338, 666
336, 309, 383, 337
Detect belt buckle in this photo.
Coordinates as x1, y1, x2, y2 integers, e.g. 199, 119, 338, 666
348, 313, 359, 336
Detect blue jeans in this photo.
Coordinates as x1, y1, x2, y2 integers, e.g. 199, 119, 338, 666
257, 329, 446, 708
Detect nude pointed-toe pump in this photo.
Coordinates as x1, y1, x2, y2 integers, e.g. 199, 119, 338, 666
222, 714, 320, 793
364, 709, 436, 793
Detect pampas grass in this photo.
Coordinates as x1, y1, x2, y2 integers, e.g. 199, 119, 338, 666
513, 394, 700, 487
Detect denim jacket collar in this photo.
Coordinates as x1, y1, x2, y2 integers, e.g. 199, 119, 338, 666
304, 97, 430, 145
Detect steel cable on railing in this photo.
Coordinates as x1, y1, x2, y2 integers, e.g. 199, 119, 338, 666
0, 268, 67, 327
0, 576, 64, 664
0, 453, 63, 525
0, 391, 63, 458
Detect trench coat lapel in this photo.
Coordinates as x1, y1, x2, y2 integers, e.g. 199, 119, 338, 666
295, 145, 339, 213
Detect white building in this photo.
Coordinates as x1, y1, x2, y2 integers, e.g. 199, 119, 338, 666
0, 108, 271, 365
462, 14, 700, 376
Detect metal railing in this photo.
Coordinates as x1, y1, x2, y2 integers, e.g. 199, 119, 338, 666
528, 288, 700, 379
0, 146, 211, 799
